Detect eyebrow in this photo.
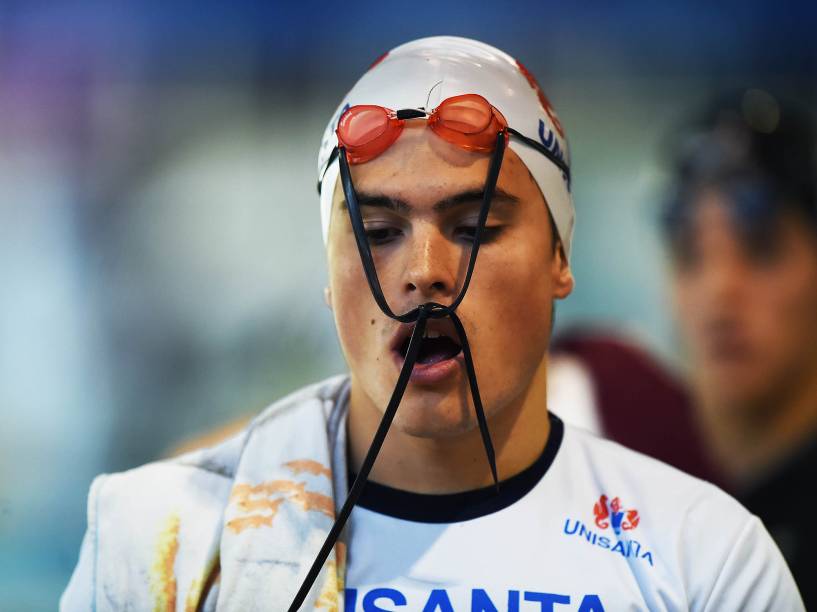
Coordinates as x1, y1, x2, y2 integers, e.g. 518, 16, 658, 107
339, 188, 520, 213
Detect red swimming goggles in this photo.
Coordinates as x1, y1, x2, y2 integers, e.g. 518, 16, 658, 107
320, 93, 570, 186
339, 93, 509, 163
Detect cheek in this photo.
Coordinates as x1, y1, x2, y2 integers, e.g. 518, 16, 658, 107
672, 281, 700, 338
332, 278, 366, 354
466, 230, 554, 356
754, 271, 817, 352
328, 239, 381, 361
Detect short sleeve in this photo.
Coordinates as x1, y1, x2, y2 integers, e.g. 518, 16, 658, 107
702, 515, 804, 612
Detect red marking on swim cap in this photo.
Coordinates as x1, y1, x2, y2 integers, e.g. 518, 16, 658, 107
515, 59, 565, 140
368, 51, 389, 70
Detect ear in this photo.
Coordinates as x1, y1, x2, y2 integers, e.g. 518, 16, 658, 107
323, 286, 333, 310
551, 242, 574, 300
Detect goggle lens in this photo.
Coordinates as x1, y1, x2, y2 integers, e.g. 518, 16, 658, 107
338, 105, 390, 147
337, 105, 405, 164
430, 94, 508, 152
434, 95, 493, 134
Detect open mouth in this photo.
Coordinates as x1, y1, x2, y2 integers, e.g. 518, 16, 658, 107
394, 324, 463, 366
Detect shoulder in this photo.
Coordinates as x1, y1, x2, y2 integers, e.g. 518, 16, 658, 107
62, 375, 350, 610
63, 451, 239, 610
248, 373, 349, 432
554, 423, 803, 610
559, 421, 737, 514
556, 422, 752, 551
94, 373, 348, 516
92, 373, 349, 524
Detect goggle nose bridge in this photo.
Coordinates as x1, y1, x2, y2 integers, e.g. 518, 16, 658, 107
395, 108, 428, 120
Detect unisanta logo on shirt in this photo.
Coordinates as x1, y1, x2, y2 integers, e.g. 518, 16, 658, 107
563, 494, 654, 567
593, 495, 639, 535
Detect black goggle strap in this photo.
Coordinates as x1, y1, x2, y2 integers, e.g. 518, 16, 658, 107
338, 148, 408, 321
448, 308, 498, 489
449, 131, 506, 311
287, 311, 429, 612
506, 127, 571, 189
290, 133, 506, 610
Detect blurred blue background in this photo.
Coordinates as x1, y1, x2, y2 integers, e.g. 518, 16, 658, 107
1, 1, 815, 608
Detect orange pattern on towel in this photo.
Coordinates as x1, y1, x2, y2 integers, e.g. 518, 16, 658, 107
285, 459, 333, 479
228, 462, 335, 534
151, 513, 180, 612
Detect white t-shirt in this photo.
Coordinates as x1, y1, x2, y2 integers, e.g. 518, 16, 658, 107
344, 415, 803, 611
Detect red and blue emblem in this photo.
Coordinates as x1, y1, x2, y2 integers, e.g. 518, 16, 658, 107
593, 495, 640, 535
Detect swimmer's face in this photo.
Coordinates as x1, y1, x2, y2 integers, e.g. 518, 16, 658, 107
671, 189, 817, 415
326, 125, 573, 437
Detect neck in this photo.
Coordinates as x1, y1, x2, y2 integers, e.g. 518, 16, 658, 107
347, 360, 551, 494
696, 367, 817, 487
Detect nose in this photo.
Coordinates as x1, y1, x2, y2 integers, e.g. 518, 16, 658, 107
700, 254, 744, 308
402, 223, 460, 302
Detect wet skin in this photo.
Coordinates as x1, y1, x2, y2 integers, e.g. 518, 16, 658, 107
325, 124, 573, 493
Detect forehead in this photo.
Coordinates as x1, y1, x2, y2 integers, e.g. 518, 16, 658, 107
675, 188, 817, 260
332, 125, 543, 210
684, 188, 785, 238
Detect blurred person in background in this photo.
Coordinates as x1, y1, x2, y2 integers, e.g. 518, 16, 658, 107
662, 89, 817, 607
547, 330, 721, 484
61, 39, 803, 611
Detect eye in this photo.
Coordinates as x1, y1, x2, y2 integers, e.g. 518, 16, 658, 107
365, 225, 403, 245
454, 225, 502, 244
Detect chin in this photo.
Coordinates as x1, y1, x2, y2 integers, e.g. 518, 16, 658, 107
390, 390, 479, 439
702, 369, 779, 416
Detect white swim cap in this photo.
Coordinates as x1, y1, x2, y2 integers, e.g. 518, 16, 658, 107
317, 35, 575, 258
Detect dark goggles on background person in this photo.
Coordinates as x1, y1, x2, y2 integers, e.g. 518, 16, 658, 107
291, 94, 562, 611
318, 93, 570, 190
